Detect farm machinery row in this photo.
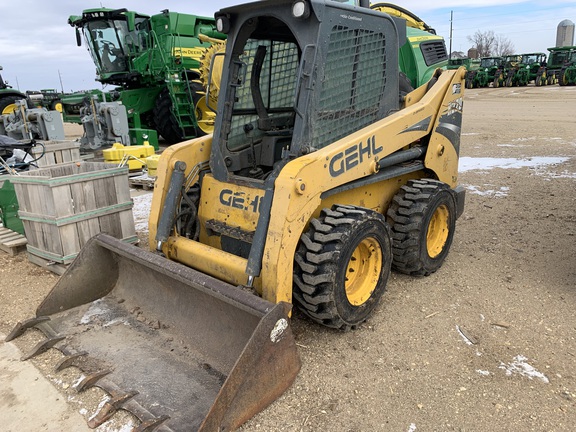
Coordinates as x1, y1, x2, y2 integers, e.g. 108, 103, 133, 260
465, 47, 576, 89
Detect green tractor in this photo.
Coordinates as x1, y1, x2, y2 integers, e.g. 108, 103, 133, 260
466, 56, 504, 88
448, 57, 480, 71
505, 52, 547, 87
546, 46, 574, 84
0, 66, 30, 116
65, 8, 226, 146
26, 89, 65, 112
557, 48, 576, 86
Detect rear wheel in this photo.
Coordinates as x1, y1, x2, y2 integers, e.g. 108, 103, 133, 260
559, 68, 569, 86
535, 75, 542, 86
293, 205, 392, 330
0, 95, 20, 115
387, 179, 456, 276
50, 100, 63, 112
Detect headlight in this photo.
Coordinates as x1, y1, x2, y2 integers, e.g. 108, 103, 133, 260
216, 16, 230, 33
292, 1, 310, 19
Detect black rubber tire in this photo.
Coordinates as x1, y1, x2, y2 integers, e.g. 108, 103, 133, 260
152, 87, 196, 144
559, 68, 568, 86
0, 95, 21, 115
535, 76, 542, 87
293, 205, 392, 331
386, 179, 457, 276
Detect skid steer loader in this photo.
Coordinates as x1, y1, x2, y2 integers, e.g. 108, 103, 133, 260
8, 1, 466, 430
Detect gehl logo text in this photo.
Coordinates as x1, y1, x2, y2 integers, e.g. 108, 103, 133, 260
329, 135, 381, 177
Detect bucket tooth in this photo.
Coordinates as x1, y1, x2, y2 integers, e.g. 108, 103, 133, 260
75, 370, 113, 392
21, 335, 65, 361
87, 390, 139, 428
133, 415, 171, 432
54, 351, 89, 372
5, 316, 51, 342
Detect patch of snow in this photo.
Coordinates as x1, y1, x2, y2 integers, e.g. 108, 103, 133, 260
132, 192, 153, 234
477, 370, 490, 376
89, 396, 111, 422
459, 156, 569, 172
96, 419, 135, 432
408, 423, 417, 432
465, 184, 509, 198
72, 374, 86, 389
79, 408, 88, 415
499, 355, 549, 383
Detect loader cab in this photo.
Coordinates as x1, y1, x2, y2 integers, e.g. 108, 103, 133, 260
211, 0, 401, 183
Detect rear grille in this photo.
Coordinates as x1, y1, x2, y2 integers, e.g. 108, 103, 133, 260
420, 40, 448, 66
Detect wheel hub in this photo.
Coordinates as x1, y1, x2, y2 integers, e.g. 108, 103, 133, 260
345, 237, 382, 306
426, 204, 449, 258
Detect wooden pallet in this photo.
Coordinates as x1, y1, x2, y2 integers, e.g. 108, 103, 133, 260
27, 252, 68, 276
129, 173, 156, 191
0, 227, 28, 256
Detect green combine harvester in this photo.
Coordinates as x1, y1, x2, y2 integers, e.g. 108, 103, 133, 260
63, 8, 226, 147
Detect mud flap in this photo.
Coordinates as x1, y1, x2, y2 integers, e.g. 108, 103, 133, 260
8, 233, 300, 431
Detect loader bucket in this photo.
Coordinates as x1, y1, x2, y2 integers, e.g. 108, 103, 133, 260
10, 233, 300, 431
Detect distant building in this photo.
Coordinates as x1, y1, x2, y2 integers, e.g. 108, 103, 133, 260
467, 48, 479, 59
557, 19, 575, 47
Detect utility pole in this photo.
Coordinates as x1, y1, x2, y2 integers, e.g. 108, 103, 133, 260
58, 70, 64, 93
449, 10, 453, 58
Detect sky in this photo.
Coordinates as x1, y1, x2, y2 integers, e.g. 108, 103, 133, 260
0, 0, 574, 93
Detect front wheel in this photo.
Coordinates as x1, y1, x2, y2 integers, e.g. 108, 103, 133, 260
387, 179, 457, 276
293, 205, 392, 330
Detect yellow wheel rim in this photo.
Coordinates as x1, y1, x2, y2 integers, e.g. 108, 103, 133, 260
1, 103, 16, 115
345, 237, 382, 306
426, 204, 450, 258
54, 102, 63, 113
195, 95, 216, 135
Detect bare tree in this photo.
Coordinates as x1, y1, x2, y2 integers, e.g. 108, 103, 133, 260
467, 30, 515, 57
494, 34, 515, 56
467, 30, 497, 57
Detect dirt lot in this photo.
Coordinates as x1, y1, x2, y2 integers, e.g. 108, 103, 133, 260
1, 85, 575, 431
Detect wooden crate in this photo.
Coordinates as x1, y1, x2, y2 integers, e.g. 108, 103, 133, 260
30, 141, 81, 168
10, 162, 137, 264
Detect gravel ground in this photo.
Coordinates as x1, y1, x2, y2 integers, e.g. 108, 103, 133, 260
1, 85, 575, 431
